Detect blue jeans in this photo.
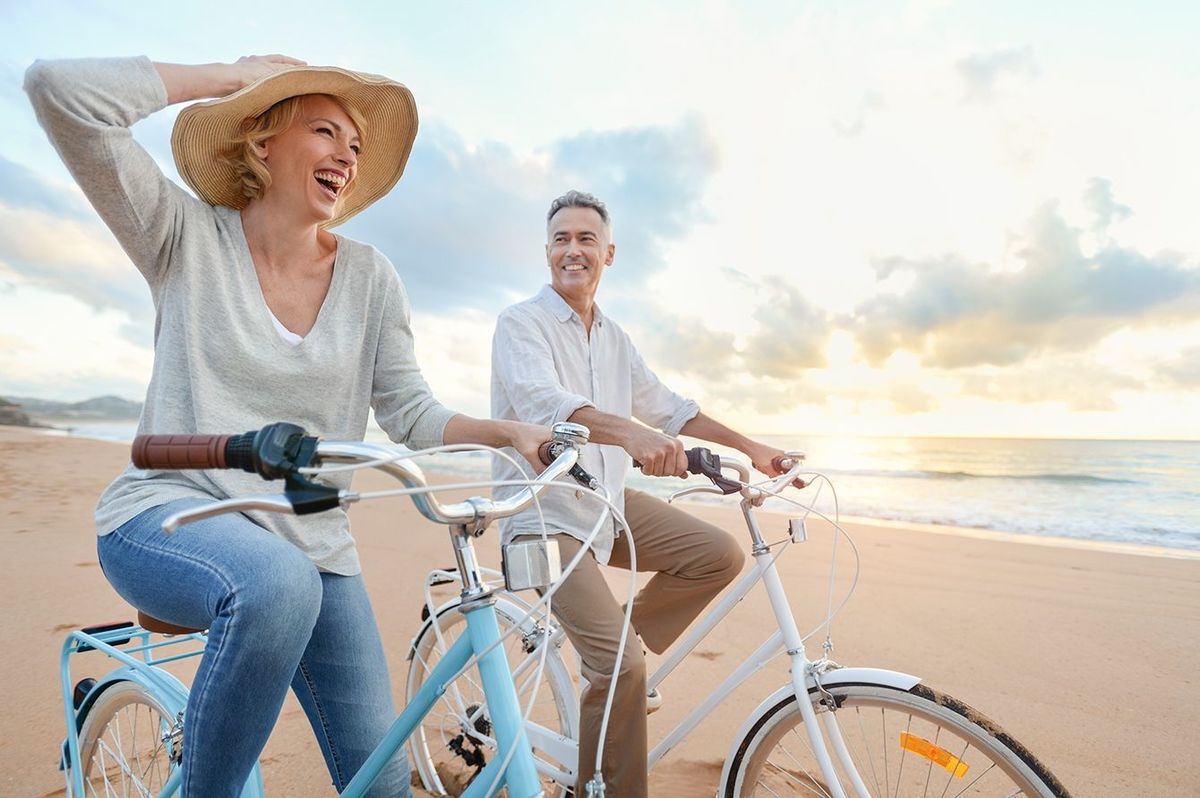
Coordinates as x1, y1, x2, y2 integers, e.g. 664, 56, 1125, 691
97, 498, 411, 798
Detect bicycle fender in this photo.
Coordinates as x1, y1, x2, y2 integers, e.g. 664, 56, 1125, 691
71, 666, 190, 733
718, 667, 921, 790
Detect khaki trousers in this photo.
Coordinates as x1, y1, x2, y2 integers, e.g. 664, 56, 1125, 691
525, 488, 745, 797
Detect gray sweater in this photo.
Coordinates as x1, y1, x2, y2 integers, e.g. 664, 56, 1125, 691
25, 57, 456, 574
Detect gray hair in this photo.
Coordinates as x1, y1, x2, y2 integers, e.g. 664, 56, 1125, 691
547, 190, 611, 231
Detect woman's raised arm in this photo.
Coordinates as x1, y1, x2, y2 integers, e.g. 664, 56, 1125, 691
154, 55, 305, 105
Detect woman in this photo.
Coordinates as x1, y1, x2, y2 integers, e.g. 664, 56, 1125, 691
25, 54, 544, 797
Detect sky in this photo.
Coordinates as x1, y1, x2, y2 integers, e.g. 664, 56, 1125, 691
1, 1, 1198, 440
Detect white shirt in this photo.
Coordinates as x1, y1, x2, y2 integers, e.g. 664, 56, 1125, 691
490, 284, 699, 563
266, 306, 304, 346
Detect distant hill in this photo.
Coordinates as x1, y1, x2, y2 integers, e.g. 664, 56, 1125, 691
2, 395, 143, 421
0, 397, 37, 427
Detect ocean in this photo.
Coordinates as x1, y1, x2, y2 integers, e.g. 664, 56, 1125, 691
47, 421, 1200, 553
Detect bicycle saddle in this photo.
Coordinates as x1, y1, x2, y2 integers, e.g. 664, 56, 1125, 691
136, 610, 205, 636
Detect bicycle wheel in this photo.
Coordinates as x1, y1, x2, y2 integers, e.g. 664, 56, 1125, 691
406, 601, 578, 796
724, 682, 1069, 797
74, 680, 180, 797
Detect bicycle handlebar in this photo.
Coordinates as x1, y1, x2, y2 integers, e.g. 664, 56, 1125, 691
633, 449, 805, 493
150, 421, 594, 533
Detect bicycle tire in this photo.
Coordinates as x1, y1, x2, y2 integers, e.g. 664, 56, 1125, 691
724, 682, 1069, 797
406, 601, 578, 796
74, 680, 180, 797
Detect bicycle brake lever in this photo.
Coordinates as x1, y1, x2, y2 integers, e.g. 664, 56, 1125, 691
667, 485, 727, 504
162, 494, 298, 533
686, 448, 743, 495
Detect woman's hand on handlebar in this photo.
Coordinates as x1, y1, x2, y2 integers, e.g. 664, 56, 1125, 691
442, 415, 553, 474
504, 421, 555, 474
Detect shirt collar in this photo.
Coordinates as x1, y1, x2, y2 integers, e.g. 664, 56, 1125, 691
536, 284, 604, 327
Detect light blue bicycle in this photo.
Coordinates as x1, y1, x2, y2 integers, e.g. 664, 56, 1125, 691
58, 420, 594, 798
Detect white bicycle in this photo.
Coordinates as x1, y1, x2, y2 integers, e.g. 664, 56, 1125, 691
405, 447, 1070, 797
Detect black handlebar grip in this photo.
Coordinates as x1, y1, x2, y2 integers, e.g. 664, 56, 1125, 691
223, 431, 256, 472
132, 434, 232, 470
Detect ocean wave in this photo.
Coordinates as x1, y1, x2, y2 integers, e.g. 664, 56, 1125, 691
828, 468, 1139, 485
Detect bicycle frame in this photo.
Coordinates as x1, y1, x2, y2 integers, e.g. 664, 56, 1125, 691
60, 599, 542, 798
343, 596, 543, 798
497, 492, 921, 797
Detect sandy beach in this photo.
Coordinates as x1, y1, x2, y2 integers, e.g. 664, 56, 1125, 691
2, 426, 1198, 797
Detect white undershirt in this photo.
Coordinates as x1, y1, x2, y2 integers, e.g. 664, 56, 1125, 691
266, 306, 304, 346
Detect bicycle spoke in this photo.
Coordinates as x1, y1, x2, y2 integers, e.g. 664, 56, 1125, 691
761, 759, 824, 797
777, 727, 833, 797
853, 706, 885, 798
919, 723, 941, 798
881, 707, 890, 798
948, 758, 997, 798
937, 738, 971, 798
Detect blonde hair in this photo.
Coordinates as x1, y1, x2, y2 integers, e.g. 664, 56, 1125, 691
223, 94, 368, 203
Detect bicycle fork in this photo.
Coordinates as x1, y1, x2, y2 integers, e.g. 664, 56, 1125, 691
749, 516, 872, 798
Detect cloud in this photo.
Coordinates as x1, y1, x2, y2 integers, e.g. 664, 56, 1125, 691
957, 363, 1142, 412
850, 196, 1199, 368
340, 116, 719, 313
1082, 177, 1132, 234
0, 155, 92, 218
1156, 347, 1200, 388
831, 91, 886, 139
622, 309, 740, 379
956, 46, 1038, 103
741, 281, 830, 379
0, 203, 153, 328
615, 273, 833, 417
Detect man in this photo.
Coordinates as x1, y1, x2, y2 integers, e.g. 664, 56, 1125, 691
491, 190, 797, 797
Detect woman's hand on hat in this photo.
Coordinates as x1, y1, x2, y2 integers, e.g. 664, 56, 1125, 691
230, 54, 308, 90
156, 55, 307, 105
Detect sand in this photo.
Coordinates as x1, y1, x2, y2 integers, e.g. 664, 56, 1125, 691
2, 425, 1198, 797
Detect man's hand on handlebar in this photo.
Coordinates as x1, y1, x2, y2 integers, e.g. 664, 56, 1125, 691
625, 427, 688, 478
745, 441, 807, 489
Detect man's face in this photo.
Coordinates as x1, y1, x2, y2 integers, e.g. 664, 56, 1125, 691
546, 206, 614, 303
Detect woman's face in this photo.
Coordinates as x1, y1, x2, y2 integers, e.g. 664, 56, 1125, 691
258, 95, 361, 224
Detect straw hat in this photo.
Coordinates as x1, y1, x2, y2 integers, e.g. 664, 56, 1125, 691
171, 65, 417, 227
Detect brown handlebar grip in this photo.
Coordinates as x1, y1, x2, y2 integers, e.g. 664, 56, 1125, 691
771, 455, 793, 472
538, 441, 557, 466
132, 434, 232, 470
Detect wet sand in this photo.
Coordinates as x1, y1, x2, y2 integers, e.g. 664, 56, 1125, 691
2, 426, 1198, 796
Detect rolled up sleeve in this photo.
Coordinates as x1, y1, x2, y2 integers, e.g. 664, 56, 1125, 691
629, 343, 699, 435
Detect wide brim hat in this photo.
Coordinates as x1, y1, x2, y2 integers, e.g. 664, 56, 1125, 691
171, 65, 417, 228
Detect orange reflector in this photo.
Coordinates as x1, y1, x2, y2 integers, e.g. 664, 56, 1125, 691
900, 732, 970, 778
